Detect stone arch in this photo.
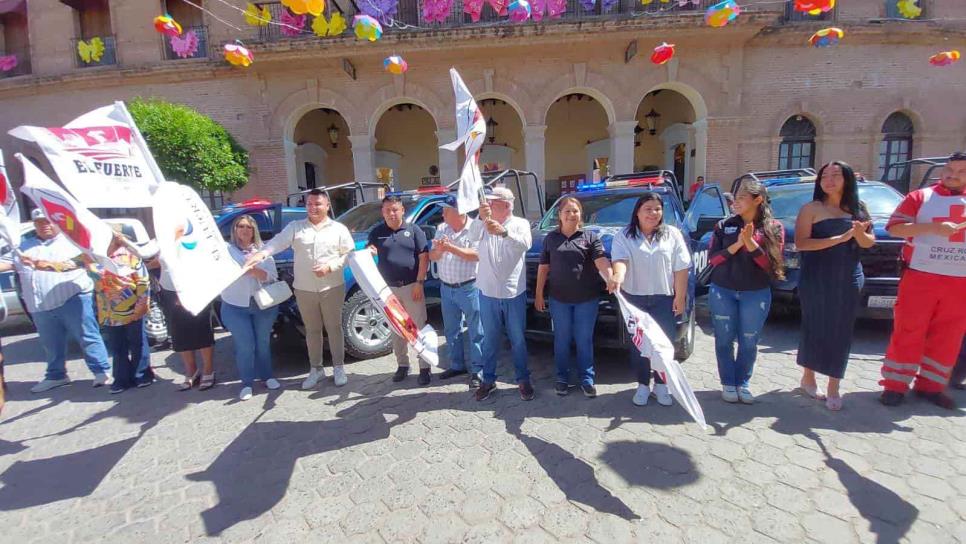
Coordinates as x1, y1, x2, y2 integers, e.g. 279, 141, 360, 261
273, 87, 358, 196
637, 81, 709, 123
273, 86, 361, 141
475, 91, 528, 127
367, 82, 447, 135
532, 71, 618, 126
772, 107, 826, 139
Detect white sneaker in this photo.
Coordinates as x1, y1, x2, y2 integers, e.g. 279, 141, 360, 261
264, 378, 281, 390
302, 367, 324, 389
332, 366, 348, 387
92, 373, 111, 387
31, 378, 70, 393
653, 384, 673, 406
239, 386, 253, 401
722, 386, 739, 403
738, 386, 755, 404
633, 384, 651, 406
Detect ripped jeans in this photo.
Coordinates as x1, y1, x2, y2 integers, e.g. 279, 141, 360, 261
709, 284, 771, 388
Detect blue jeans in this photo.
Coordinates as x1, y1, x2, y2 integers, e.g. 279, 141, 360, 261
480, 293, 530, 385
622, 293, 674, 386
441, 282, 484, 374
549, 298, 599, 386
220, 300, 278, 387
106, 320, 145, 389
709, 284, 772, 387
31, 292, 111, 381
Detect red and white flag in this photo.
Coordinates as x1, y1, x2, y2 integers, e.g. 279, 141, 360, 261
17, 153, 117, 272
347, 250, 438, 366
439, 68, 487, 214
615, 291, 706, 428
9, 101, 164, 208
0, 149, 21, 250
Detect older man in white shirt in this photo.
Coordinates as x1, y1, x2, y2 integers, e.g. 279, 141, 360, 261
246, 189, 354, 389
0, 209, 111, 392
473, 187, 533, 402
429, 195, 484, 388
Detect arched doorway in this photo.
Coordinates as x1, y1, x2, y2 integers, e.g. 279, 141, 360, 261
478, 98, 525, 173
373, 103, 437, 190
292, 108, 352, 208
635, 90, 697, 189
545, 93, 610, 201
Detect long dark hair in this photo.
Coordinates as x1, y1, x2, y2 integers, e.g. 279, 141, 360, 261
624, 192, 667, 241
740, 180, 785, 281
814, 161, 869, 220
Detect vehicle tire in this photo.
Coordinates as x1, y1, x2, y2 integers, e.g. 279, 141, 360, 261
342, 289, 393, 360
674, 309, 695, 362
144, 299, 169, 348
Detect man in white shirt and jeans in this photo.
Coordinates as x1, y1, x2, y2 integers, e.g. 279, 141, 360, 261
429, 195, 484, 388
246, 189, 354, 389
473, 187, 534, 402
0, 209, 112, 392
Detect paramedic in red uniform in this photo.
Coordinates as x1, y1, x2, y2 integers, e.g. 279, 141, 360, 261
880, 151, 966, 409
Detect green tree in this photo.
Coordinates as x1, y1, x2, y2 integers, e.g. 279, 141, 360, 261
128, 98, 249, 192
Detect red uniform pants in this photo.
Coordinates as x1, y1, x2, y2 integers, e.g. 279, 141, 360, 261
881, 269, 966, 394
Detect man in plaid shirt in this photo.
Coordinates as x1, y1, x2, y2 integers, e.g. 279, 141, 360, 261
429, 196, 485, 388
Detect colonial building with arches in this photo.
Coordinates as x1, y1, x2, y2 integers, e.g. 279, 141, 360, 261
1, 0, 964, 210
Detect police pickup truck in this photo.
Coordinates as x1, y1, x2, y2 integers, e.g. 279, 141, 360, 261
526, 171, 731, 360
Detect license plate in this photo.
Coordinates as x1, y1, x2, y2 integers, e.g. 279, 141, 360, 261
868, 296, 897, 309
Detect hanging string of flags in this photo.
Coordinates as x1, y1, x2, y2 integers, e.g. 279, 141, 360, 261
150, 0, 950, 72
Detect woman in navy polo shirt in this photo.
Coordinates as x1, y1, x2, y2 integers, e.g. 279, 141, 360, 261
535, 197, 612, 398
609, 192, 692, 407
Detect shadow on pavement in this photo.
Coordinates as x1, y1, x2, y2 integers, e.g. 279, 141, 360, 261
188, 387, 700, 535
808, 432, 918, 544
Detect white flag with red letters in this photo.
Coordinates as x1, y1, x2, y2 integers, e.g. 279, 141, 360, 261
9, 101, 164, 208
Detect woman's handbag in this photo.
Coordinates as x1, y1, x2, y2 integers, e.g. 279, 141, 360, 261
254, 280, 293, 309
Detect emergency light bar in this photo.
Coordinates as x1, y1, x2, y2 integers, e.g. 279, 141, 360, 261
576, 176, 662, 192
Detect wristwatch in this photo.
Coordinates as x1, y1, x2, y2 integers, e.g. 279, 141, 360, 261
499, 230, 508, 238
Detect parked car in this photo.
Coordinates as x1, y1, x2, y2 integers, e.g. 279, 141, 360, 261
729, 170, 906, 318
526, 171, 731, 361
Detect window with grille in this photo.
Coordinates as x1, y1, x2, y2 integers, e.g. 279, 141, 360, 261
878, 112, 914, 187
778, 116, 816, 170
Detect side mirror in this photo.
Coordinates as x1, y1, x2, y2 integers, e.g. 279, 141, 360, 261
421, 225, 437, 241
693, 216, 722, 240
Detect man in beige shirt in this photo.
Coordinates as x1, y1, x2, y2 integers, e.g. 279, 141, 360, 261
246, 190, 354, 389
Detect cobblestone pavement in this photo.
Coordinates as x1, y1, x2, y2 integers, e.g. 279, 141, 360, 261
1, 307, 964, 544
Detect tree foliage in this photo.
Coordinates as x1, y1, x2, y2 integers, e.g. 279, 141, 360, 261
128, 98, 249, 192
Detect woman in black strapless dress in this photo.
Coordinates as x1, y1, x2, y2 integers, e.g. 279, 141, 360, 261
794, 162, 876, 411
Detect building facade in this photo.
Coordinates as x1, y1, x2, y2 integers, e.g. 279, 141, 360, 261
1, 0, 964, 213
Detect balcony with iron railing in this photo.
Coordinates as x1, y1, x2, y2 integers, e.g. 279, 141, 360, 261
161, 25, 211, 61
0, 45, 31, 78
782, 2, 836, 23
250, 0, 739, 42
71, 35, 118, 68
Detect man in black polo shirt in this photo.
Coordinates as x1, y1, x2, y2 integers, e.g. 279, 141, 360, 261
367, 196, 431, 384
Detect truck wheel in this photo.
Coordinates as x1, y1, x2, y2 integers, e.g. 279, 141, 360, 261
342, 289, 393, 360
674, 310, 696, 362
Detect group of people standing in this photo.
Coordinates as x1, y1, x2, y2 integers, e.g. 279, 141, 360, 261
5, 152, 965, 410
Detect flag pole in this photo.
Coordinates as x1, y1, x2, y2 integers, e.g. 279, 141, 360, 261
115, 100, 167, 184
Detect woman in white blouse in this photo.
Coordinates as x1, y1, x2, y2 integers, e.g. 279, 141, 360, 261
608, 192, 692, 407
221, 215, 280, 400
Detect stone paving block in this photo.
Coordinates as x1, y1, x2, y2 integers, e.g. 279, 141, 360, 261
0, 319, 963, 543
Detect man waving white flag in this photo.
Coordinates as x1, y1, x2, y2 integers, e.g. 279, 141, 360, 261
439, 68, 487, 214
